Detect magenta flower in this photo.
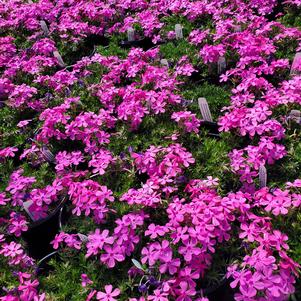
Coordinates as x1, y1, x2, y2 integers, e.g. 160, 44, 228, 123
100, 245, 125, 268
178, 239, 202, 262
51, 232, 66, 250
8, 212, 28, 237
81, 274, 93, 287
159, 258, 181, 275
0, 147, 18, 158
239, 223, 258, 242
17, 119, 32, 128
96, 285, 120, 301
86, 229, 114, 257
0, 192, 9, 206
0, 241, 23, 257
145, 224, 167, 239
147, 289, 168, 301
171, 111, 201, 133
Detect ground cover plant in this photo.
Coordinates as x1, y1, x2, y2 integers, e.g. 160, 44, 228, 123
0, 0, 301, 300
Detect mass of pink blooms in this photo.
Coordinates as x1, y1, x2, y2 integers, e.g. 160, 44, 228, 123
1, 0, 301, 300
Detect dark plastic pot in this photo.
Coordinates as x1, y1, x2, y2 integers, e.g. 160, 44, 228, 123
83, 34, 110, 47
135, 171, 149, 184
22, 199, 68, 260
201, 277, 235, 301
35, 232, 87, 276
12, 142, 27, 166
36, 250, 59, 276
190, 69, 203, 83
267, 0, 284, 21
201, 121, 220, 138
0, 87, 8, 103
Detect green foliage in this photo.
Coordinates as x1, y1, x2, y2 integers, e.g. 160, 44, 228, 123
1, 6, 301, 299
180, 82, 231, 119
280, 7, 301, 28
0, 256, 19, 291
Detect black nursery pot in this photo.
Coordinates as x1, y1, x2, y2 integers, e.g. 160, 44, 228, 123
190, 70, 203, 83
135, 171, 149, 184
201, 121, 220, 138
267, 0, 285, 21
119, 37, 160, 50
36, 250, 59, 276
202, 277, 235, 301
0, 87, 8, 103
22, 200, 68, 260
83, 34, 110, 47
12, 142, 27, 166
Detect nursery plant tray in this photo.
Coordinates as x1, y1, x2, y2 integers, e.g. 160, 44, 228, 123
201, 277, 235, 301
36, 251, 60, 276
83, 34, 110, 47
119, 38, 164, 50
202, 121, 220, 138
22, 198, 68, 260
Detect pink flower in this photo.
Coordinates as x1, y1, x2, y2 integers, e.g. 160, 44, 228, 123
171, 111, 201, 133
0, 147, 18, 158
51, 232, 66, 249
86, 229, 114, 257
86, 290, 97, 301
178, 239, 202, 262
145, 224, 167, 239
0, 193, 9, 206
0, 241, 23, 258
159, 258, 181, 275
96, 285, 120, 301
200, 44, 225, 63
204, 176, 219, 187
8, 212, 28, 237
100, 245, 125, 268
17, 120, 32, 128
148, 289, 168, 301
81, 274, 93, 287
88, 149, 115, 175
55, 151, 84, 172
239, 223, 258, 242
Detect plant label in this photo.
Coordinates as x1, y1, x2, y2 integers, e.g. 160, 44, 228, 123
23, 200, 39, 221
175, 24, 183, 39
289, 110, 301, 123
160, 59, 169, 68
198, 97, 213, 122
233, 25, 242, 32
53, 51, 65, 67
217, 56, 226, 74
41, 145, 55, 163
290, 52, 301, 76
259, 165, 267, 188
40, 20, 49, 35
78, 233, 89, 242
127, 27, 135, 42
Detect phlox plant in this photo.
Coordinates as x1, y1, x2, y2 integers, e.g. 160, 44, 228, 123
0, 0, 301, 301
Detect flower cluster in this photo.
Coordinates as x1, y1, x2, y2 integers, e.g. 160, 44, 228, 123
68, 180, 114, 222
1, 0, 301, 300
86, 212, 147, 268
171, 111, 201, 134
